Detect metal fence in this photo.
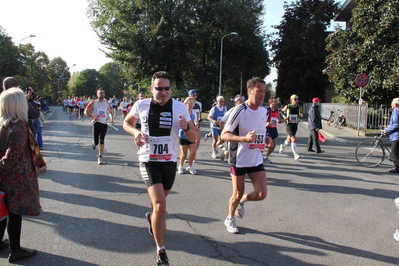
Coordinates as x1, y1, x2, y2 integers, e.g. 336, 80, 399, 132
303, 103, 392, 132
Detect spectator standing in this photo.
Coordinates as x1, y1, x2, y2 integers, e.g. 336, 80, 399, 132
36, 106, 45, 149
307, 97, 324, 153
0, 88, 41, 263
382, 98, 399, 173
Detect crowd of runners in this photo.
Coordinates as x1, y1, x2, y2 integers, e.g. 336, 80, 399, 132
58, 72, 316, 266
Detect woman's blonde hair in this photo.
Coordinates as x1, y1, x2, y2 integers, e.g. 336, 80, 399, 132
0, 88, 28, 126
184, 96, 195, 104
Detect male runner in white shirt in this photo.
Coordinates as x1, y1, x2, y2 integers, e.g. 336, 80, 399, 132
123, 71, 196, 266
221, 77, 268, 234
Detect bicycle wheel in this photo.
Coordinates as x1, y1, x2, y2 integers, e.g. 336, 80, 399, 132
327, 117, 333, 126
355, 140, 385, 167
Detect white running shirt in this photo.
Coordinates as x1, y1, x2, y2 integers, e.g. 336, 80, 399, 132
224, 102, 267, 168
131, 98, 191, 163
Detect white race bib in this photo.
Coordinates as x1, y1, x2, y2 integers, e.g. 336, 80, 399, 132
249, 129, 266, 150
289, 114, 298, 123
148, 136, 173, 161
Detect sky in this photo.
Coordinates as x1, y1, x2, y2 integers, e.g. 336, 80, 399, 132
1, 0, 345, 84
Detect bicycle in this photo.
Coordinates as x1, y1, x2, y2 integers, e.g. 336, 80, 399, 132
334, 109, 346, 129
355, 132, 393, 167
327, 110, 335, 126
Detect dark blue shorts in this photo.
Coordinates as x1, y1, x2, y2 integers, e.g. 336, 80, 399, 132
266, 127, 278, 139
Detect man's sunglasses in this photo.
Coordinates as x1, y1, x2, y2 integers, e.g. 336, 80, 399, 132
154, 86, 171, 91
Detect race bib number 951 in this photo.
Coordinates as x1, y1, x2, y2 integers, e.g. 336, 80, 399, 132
249, 129, 266, 150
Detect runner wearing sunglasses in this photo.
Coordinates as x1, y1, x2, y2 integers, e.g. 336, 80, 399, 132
123, 71, 196, 266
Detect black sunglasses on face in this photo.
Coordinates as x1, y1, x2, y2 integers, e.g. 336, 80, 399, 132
154, 86, 171, 91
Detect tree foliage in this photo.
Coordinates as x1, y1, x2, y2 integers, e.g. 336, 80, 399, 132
98, 62, 125, 97
87, 0, 270, 109
45, 57, 71, 99
324, 0, 399, 105
271, 0, 338, 103
68, 69, 107, 97
0, 27, 19, 79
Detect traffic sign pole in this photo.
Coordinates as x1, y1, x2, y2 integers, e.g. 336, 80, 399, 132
356, 74, 369, 136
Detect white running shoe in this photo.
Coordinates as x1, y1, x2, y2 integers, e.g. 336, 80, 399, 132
212, 151, 219, 158
394, 229, 399, 242
204, 134, 209, 142
294, 153, 301, 160
186, 165, 197, 175
395, 198, 399, 209
235, 202, 245, 218
279, 144, 285, 154
97, 156, 104, 165
224, 217, 239, 234
177, 165, 184, 174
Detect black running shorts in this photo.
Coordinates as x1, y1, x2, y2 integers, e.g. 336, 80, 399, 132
139, 161, 177, 190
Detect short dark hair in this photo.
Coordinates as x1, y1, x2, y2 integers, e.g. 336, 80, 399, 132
247, 77, 265, 90
151, 71, 171, 85
2, 77, 18, 90
268, 96, 277, 103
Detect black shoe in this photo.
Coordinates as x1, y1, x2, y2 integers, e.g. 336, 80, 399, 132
145, 212, 153, 236
8, 248, 37, 263
0, 240, 9, 251
307, 149, 315, 152
316, 150, 325, 154
389, 168, 399, 173
156, 249, 169, 266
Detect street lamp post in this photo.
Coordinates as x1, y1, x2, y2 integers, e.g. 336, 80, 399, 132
19, 35, 36, 76
58, 64, 76, 99
218, 32, 238, 96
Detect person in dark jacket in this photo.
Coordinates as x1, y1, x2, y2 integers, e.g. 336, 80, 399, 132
307, 97, 324, 153
382, 98, 399, 173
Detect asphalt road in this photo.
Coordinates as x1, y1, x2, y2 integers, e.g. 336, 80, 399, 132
1, 106, 398, 266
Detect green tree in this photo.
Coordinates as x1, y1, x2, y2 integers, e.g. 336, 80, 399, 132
324, 0, 399, 105
0, 27, 19, 78
19, 44, 50, 93
99, 62, 125, 97
68, 69, 107, 97
46, 57, 71, 99
87, 0, 270, 110
271, 0, 338, 102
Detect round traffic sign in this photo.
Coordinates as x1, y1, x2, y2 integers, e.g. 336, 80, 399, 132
356, 74, 369, 87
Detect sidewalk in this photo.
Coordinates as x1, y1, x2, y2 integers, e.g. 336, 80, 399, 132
314, 120, 376, 144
